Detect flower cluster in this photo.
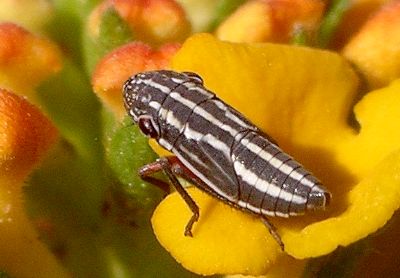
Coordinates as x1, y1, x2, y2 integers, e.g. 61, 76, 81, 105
0, 22, 65, 276
1, 0, 400, 277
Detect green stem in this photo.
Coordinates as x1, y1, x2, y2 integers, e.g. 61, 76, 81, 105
317, 0, 350, 48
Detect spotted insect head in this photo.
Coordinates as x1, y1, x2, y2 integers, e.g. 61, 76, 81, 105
123, 70, 204, 139
123, 71, 161, 139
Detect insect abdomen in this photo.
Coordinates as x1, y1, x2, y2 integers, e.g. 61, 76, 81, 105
232, 130, 326, 217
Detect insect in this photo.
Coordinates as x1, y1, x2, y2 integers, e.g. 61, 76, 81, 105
123, 70, 331, 249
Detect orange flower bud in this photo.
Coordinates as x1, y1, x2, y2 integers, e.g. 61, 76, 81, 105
0, 88, 58, 180
216, 0, 325, 43
89, 0, 190, 46
0, 23, 62, 99
92, 42, 180, 118
330, 0, 391, 48
343, 0, 400, 89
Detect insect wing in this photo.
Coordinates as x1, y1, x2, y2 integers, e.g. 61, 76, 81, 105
171, 97, 258, 203
198, 133, 239, 198
173, 131, 240, 202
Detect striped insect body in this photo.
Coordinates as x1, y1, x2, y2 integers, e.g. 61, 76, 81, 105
123, 70, 331, 249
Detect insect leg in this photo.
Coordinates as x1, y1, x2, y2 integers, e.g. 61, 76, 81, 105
141, 157, 284, 248
139, 156, 199, 237
139, 161, 171, 193
167, 157, 222, 199
260, 216, 284, 250
167, 157, 285, 249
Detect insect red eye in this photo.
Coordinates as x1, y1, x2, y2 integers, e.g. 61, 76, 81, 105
138, 116, 159, 138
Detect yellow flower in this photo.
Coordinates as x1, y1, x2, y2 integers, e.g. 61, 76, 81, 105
150, 34, 400, 275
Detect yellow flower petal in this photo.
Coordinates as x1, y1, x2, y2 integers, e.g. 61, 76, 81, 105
278, 79, 400, 255
171, 34, 358, 151
152, 188, 283, 276
227, 255, 306, 278
338, 79, 400, 178
283, 148, 400, 258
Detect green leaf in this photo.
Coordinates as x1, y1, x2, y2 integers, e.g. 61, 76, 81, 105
317, 0, 350, 48
38, 60, 103, 162
105, 114, 165, 210
46, 0, 101, 65
0, 270, 11, 278
32, 59, 106, 226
